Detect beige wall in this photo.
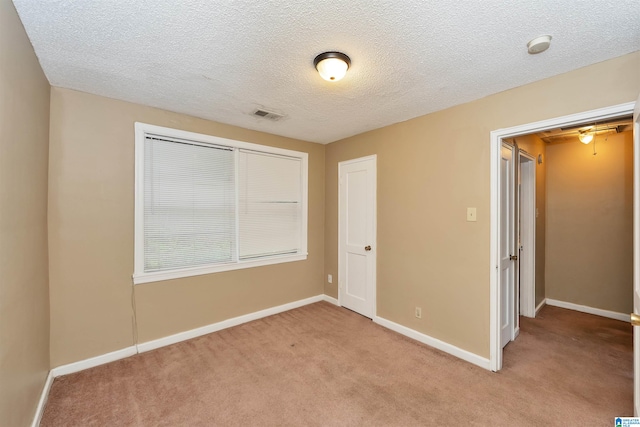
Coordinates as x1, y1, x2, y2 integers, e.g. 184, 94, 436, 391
515, 134, 547, 306
546, 131, 633, 313
48, 88, 325, 367
28, 50, 640, 369
324, 52, 640, 358
0, 0, 51, 425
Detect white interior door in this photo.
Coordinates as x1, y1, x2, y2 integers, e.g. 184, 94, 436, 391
500, 143, 517, 348
518, 152, 536, 318
339, 156, 376, 318
633, 94, 640, 416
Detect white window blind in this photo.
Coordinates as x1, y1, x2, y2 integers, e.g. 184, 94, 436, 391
134, 123, 308, 284
238, 150, 301, 259
144, 136, 235, 272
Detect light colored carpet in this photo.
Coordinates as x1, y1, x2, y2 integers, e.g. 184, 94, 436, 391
41, 302, 632, 426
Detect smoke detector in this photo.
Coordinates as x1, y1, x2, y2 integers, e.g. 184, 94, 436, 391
527, 35, 552, 54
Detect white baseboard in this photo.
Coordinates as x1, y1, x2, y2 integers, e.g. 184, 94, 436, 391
535, 298, 546, 316
322, 295, 339, 306
31, 370, 54, 427
50, 294, 329, 373
137, 295, 325, 353
545, 298, 630, 322
51, 346, 138, 378
373, 316, 491, 371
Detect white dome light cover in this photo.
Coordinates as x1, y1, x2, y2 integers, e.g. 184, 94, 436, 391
314, 52, 351, 82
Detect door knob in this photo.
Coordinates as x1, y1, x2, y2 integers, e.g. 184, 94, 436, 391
509, 255, 518, 261
364, 245, 372, 251
631, 313, 640, 326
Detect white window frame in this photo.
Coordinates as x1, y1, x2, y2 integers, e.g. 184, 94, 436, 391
133, 122, 308, 285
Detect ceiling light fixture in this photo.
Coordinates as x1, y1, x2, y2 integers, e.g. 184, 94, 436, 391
578, 131, 593, 144
527, 35, 552, 54
314, 52, 351, 82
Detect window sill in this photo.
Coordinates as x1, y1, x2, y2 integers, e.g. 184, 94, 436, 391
133, 253, 308, 285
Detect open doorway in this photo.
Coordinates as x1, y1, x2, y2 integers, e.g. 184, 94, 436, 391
490, 101, 636, 372
490, 103, 637, 417
504, 116, 633, 326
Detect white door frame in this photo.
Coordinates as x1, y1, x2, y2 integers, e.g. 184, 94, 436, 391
338, 155, 377, 318
490, 101, 636, 372
633, 96, 640, 416
518, 151, 536, 318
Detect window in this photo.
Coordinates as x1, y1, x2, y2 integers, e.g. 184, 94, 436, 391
134, 123, 308, 284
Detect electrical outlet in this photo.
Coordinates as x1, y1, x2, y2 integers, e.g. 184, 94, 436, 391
415, 307, 422, 319
328, 274, 333, 284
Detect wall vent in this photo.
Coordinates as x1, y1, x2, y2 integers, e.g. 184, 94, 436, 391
252, 108, 285, 121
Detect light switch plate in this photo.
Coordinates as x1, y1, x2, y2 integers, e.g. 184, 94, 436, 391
467, 207, 477, 222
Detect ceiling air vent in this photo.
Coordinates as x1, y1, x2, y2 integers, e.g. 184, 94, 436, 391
252, 108, 285, 121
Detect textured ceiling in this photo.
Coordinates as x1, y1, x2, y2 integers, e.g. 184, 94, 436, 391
12, 0, 640, 144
